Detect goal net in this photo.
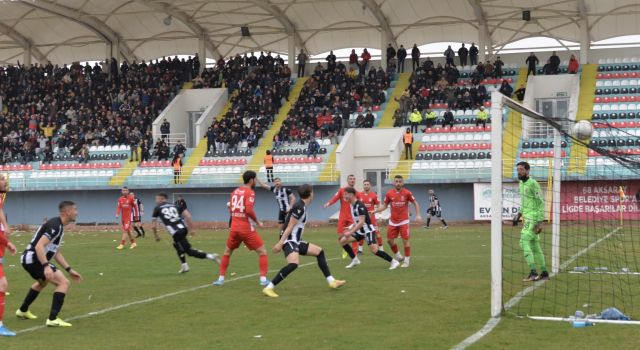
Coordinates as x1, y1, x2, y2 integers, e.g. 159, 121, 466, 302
490, 92, 640, 324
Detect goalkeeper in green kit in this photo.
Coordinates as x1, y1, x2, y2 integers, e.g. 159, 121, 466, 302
513, 161, 549, 282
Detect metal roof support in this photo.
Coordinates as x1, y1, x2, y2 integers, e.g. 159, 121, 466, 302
18, 0, 138, 62
133, 0, 222, 61
578, 0, 589, 64
248, 0, 307, 54
361, 0, 397, 48
468, 0, 493, 62
0, 22, 46, 64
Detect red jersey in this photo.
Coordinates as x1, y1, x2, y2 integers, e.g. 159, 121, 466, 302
328, 187, 358, 222
384, 188, 416, 226
229, 186, 258, 232
359, 191, 379, 223
0, 195, 6, 258
116, 195, 138, 222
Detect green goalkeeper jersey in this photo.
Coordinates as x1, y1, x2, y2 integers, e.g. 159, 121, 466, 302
519, 177, 544, 222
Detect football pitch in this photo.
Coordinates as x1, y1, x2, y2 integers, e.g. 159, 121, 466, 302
1, 224, 639, 349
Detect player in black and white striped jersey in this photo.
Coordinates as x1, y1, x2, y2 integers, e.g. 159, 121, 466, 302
262, 184, 345, 298
339, 187, 401, 270
16, 201, 83, 328
257, 177, 296, 231
425, 189, 448, 230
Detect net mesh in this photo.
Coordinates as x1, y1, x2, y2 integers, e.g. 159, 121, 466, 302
499, 98, 640, 320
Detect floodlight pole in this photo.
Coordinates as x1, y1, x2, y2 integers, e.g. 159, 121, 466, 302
551, 129, 562, 273
490, 92, 504, 317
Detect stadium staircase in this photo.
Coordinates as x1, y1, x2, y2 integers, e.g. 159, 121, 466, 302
181, 97, 235, 182
109, 154, 139, 186
502, 67, 529, 178
378, 72, 411, 127
181, 81, 193, 89
246, 77, 308, 172
568, 64, 597, 175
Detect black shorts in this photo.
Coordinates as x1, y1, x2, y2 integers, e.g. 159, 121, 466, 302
351, 231, 376, 245
427, 208, 442, 217
22, 262, 57, 283
132, 216, 141, 223
172, 230, 192, 252
283, 241, 309, 257
278, 210, 287, 224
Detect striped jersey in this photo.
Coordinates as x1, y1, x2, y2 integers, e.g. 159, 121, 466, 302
281, 201, 307, 243
270, 185, 293, 212
21, 217, 65, 264
429, 194, 441, 210
152, 202, 186, 235
350, 200, 375, 235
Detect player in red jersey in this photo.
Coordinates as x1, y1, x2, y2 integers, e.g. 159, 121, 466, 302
360, 179, 385, 250
213, 170, 269, 287
324, 174, 361, 256
0, 174, 16, 336
115, 187, 138, 250
374, 175, 422, 268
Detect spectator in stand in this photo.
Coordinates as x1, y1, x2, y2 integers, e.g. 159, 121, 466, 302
442, 108, 454, 129
246, 130, 257, 148
349, 49, 358, 71
542, 60, 554, 75
444, 45, 455, 66
355, 112, 365, 128
161, 119, 170, 140
458, 44, 469, 66
79, 144, 89, 164
411, 44, 421, 71
483, 60, 494, 78
499, 80, 514, 98
494, 56, 504, 78
469, 43, 479, 66
403, 127, 413, 160
409, 108, 422, 134
141, 139, 150, 162
42, 145, 53, 164
361, 48, 372, 70
326, 50, 337, 72
297, 49, 307, 78
364, 110, 375, 128
387, 44, 396, 67
206, 126, 216, 152
568, 54, 579, 74
393, 109, 405, 127
514, 87, 526, 101
155, 139, 170, 161
397, 45, 407, 73
307, 138, 320, 159
549, 51, 561, 74
526, 52, 539, 76
173, 140, 186, 156
476, 106, 489, 129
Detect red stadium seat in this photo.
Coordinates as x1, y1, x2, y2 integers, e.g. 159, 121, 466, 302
620, 96, 628, 102
594, 97, 602, 103
603, 97, 611, 103
427, 144, 436, 151
435, 144, 445, 151
613, 73, 621, 79
372, 105, 381, 112
596, 73, 604, 79
419, 144, 427, 151
605, 73, 612, 79
314, 157, 322, 163
623, 72, 630, 78
631, 72, 639, 78
629, 96, 637, 102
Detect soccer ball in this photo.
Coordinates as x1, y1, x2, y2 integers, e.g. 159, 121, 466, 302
572, 120, 593, 140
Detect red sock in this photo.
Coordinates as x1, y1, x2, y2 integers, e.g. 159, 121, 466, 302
351, 242, 359, 255
404, 246, 411, 257
358, 240, 364, 247
0, 291, 5, 322
390, 244, 399, 254
131, 238, 136, 244
120, 239, 125, 245
259, 255, 268, 277
376, 233, 384, 246
219, 255, 230, 277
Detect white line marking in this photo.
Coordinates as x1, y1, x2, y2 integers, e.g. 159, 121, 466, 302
451, 227, 622, 350
16, 257, 340, 334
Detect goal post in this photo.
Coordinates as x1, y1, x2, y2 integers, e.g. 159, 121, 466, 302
490, 91, 640, 324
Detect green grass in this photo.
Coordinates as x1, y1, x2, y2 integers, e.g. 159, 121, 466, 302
0, 225, 639, 349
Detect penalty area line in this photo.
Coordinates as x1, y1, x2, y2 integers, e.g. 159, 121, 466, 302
16, 257, 340, 334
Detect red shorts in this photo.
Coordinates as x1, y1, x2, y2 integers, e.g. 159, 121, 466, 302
227, 230, 264, 251
122, 221, 132, 231
337, 219, 354, 234
387, 225, 410, 240
0, 263, 4, 279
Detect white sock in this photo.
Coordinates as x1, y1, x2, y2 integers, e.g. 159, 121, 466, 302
266, 282, 275, 289
326, 276, 335, 283
0, 320, 3, 327
404, 257, 410, 263
218, 275, 225, 281
260, 276, 267, 282
396, 253, 403, 260
379, 246, 385, 251
181, 263, 189, 270
358, 246, 363, 252
206, 254, 215, 260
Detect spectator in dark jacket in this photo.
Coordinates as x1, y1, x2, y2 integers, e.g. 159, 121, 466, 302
206, 127, 216, 152
307, 138, 320, 158
160, 119, 170, 140
526, 52, 539, 76
499, 80, 514, 98
469, 43, 479, 65
397, 45, 407, 73
442, 108, 454, 129
386, 44, 396, 66
549, 51, 561, 74
458, 44, 469, 66
444, 46, 455, 66
411, 44, 421, 71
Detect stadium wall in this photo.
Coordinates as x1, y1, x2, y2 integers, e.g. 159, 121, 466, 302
4, 183, 476, 225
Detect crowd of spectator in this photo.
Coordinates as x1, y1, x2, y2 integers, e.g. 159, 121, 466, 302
0, 55, 198, 164
275, 59, 391, 150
